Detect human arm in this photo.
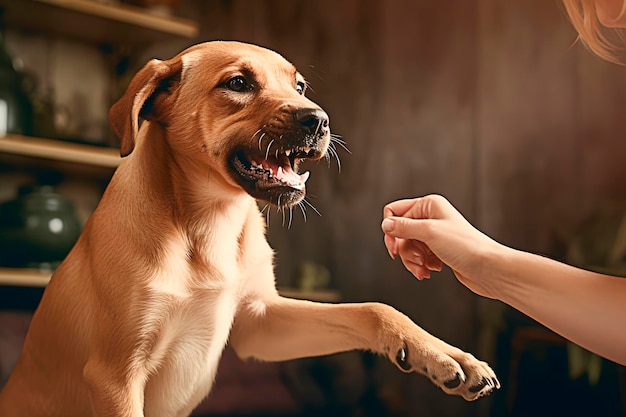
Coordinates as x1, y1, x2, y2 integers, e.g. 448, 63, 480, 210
381, 194, 626, 366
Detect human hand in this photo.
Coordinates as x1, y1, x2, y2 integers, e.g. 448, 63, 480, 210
381, 195, 502, 298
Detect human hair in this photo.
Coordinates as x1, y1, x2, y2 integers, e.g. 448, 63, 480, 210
562, 0, 626, 63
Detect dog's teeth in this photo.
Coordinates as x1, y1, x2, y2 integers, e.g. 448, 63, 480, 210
300, 171, 310, 183
285, 149, 291, 156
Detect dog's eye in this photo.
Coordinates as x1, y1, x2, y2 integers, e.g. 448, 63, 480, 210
226, 76, 251, 92
296, 81, 305, 95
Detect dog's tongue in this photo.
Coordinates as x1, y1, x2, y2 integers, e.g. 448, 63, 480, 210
276, 166, 310, 189
252, 155, 310, 189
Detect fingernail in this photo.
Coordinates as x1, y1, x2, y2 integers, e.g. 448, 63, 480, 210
412, 253, 423, 266
382, 218, 395, 233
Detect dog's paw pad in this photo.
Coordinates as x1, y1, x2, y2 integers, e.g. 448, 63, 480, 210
444, 372, 463, 389
396, 347, 412, 371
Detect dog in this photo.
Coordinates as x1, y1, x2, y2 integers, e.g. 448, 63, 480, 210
0, 41, 499, 416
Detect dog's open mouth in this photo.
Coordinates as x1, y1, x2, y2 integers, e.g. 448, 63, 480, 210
232, 150, 310, 190
230, 145, 321, 207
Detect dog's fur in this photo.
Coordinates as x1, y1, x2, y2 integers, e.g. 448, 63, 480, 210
0, 41, 499, 416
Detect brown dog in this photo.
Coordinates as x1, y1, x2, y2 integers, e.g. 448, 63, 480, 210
0, 41, 499, 416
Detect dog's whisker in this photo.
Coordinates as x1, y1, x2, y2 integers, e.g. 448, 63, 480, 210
288, 207, 293, 229
332, 143, 342, 167
327, 145, 342, 172
258, 132, 266, 151
314, 119, 322, 137
260, 203, 269, 214
330, 136, 351, 154
297, 201, 308, 222
278, 197, 286, 226
265, 139, 275, 160
323, 143, 338, 170
302, 198, 321, 217
266, 204, 271, 227
325, 134, 349, 173
307, 65, 324, 83
324, 151, 332, 168
277, 206, 285, 227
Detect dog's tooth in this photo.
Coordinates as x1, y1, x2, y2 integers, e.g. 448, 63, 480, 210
304, 146, 311, 154
285, 149, 291, 157
300, 171, 310, 183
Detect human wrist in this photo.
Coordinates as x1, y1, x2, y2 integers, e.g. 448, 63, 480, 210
478, 242, 528, 302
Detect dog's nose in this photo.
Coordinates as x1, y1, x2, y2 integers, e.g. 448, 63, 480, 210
295, 108, 329, 135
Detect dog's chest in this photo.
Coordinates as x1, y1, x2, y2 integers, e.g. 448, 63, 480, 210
140, 285, 238, 413
139, 210, 274, 406
140, 234, 247, 403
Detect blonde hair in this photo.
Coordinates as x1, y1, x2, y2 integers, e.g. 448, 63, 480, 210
562, 0, 626, 63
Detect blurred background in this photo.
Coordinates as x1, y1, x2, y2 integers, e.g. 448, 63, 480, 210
0, 0, 625, 416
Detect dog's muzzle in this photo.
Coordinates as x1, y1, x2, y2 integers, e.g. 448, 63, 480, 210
229, 107, 330, 208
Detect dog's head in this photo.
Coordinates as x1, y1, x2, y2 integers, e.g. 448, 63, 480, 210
109, 41, 331, 208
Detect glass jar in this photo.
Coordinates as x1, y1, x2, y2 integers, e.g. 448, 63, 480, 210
0, 185, 82, 270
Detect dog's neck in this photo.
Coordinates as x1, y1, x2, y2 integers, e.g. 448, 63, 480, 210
111, 122, 261, 264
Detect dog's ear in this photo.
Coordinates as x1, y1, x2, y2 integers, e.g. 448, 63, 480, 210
109, 57, 183, 157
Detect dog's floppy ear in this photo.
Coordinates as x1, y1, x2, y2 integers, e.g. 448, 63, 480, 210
109, 57, 183, 157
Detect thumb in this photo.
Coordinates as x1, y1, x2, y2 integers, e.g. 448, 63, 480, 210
381, 216, 428, 240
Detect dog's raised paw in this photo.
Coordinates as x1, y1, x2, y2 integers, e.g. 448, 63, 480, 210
438, 352, 500, 401
391, 342, 500, 401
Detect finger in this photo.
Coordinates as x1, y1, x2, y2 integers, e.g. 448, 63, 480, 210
383, 198, 422, 219
383, 233, 398, 259
400, 256, 431, 280
417, 243, 443, 271
425, 252, 443, 272
398, 239, 443, 273
397, 239, 427, 267
382, 216, 432, 241
385, 194, 447, 220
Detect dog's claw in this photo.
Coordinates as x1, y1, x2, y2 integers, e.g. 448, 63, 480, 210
469, 377, 489, 393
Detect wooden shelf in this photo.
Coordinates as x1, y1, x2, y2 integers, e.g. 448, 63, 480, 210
0, 268, 51, 287
0, 134, 121, 168
0, 268, 341, 302
0, 0, 199, 43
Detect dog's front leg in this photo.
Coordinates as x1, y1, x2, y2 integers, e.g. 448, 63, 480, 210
230, 296, 499, 401
83, 348, 146, 416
